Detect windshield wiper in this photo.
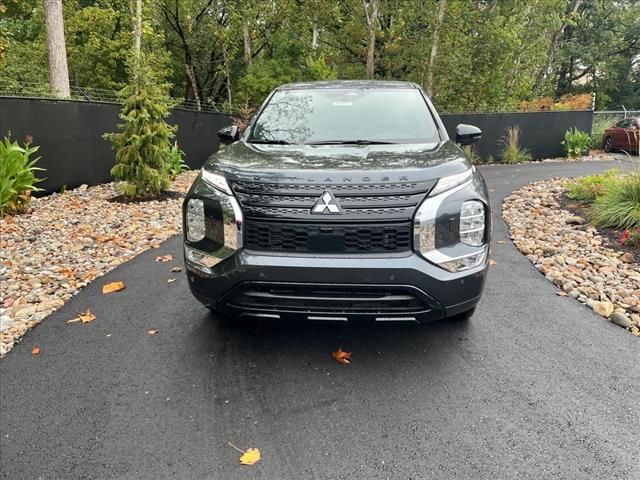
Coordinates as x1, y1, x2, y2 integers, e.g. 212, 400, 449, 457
249, 139, 293, 145
306, 139, 396, 145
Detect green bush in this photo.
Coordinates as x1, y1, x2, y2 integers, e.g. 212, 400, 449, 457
499, 126, 532, 164
0, 136, 44, 216
104, 56, 176, 198
563, 128, 591, 158
590, 173, 640, 229
167, 142, 188, 179
565, 169, 620, 203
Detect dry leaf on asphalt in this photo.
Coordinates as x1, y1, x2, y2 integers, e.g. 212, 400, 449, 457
557, 291, 569, 297
170, 267, 182, 272
228, 443, 261, 466
147, 328, 159, 336
167, 278, 176, 283
67, 309, 96, 324
488, 259, 497, 266
332, 348, 352, 365
31, 347, 41, 356
155, 255, 173, 262
102, 281, 125, 294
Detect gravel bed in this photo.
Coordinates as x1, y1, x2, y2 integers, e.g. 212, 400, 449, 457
502, 178, 640, 336
0, 171, 199, 356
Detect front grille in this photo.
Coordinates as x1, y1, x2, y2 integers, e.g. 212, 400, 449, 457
245, 222, 411, 253
231, 180, 433, 222
232, 179, 433, 253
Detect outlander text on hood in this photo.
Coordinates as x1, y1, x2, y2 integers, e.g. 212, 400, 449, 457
183, 80, 490, 323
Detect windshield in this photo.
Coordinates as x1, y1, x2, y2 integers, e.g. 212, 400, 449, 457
248, 88, 441, 145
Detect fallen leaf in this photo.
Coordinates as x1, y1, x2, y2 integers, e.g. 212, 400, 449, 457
60, 267, 75, 278
102, 281, 125, 294
32, 347, 41, 356
79, 309, 96, 323
167, 278, 176, 283
170, 267, 182, 273
155, 254, 173, 262
556, 291, 569, 297
332, 348, 352, 365
67, 309, 96, 324
488, 259, 497, 266
147, 328, 158, 336
83, 268, 99, 282
228, 443, 261, 466
240, 448, 261, 466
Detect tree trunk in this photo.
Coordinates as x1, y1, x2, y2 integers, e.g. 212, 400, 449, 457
312, 24, 319, 50
243, 22, 252, 65
427, 0, 446, 97
364, 0, 379, 79
538, 0, 583, 88
186, 63, 201, 111
43, 0, 70, 98
133, 0, 142, 58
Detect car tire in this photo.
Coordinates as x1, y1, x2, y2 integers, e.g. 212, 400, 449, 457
603, 136, 613, 152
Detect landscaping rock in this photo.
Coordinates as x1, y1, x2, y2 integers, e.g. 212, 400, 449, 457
0, 170, 198, 357
611, 312, 632, 329
592, 301, 614, 318
502, 178, 640, 337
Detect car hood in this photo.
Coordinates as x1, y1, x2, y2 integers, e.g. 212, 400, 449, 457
204, 140, 471, 184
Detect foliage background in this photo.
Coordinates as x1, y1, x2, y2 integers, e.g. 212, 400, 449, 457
1, 0, 639, 113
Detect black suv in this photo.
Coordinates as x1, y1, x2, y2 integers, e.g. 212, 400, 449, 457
183, 80, 490, 323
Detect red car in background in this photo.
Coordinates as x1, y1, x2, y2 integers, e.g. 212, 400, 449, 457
603, 117, 640, 153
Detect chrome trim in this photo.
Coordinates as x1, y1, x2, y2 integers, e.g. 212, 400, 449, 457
424, 245, 488, 266
413, 178, 472, 252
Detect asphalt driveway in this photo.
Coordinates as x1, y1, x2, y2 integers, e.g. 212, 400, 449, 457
1, 159, 638, 480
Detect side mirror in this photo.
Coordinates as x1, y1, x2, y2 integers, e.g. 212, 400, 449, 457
455, 124, 482, 146
217, 125, 240, 145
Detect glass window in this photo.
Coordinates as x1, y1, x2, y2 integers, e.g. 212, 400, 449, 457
248, 88, 440, 145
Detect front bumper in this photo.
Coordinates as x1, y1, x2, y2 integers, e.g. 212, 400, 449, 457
186, 249, 488, 323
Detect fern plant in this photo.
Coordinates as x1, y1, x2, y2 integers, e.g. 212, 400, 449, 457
499, 126, 532, 164
0, 136, 45, 216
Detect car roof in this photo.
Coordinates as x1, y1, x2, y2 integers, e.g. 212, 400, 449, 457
278, 80, 418, 91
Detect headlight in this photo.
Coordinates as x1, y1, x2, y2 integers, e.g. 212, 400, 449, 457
202, 168, 232, 195
186, 198, 205, 242
414, 169, 488, 273
429, 167, 473, 196
460, 200, 485, 246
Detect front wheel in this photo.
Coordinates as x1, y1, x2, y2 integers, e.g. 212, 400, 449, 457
603, 136, 613, 152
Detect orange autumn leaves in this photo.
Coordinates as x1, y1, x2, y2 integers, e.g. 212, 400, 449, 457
102, 281, 126, 294
332, 347, 352, 365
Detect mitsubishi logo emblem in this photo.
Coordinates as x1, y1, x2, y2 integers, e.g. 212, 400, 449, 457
312, 191, 341, 214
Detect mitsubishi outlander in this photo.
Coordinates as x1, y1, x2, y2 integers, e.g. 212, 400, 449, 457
182, 80, 490, 323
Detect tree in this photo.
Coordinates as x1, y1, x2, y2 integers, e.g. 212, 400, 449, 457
43, 0, 70, 98
104, 57, 176, 198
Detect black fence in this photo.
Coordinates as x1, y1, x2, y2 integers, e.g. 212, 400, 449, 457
0, 97, 230, 193
440, 110, 593, 160
0, 97, 593, 194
